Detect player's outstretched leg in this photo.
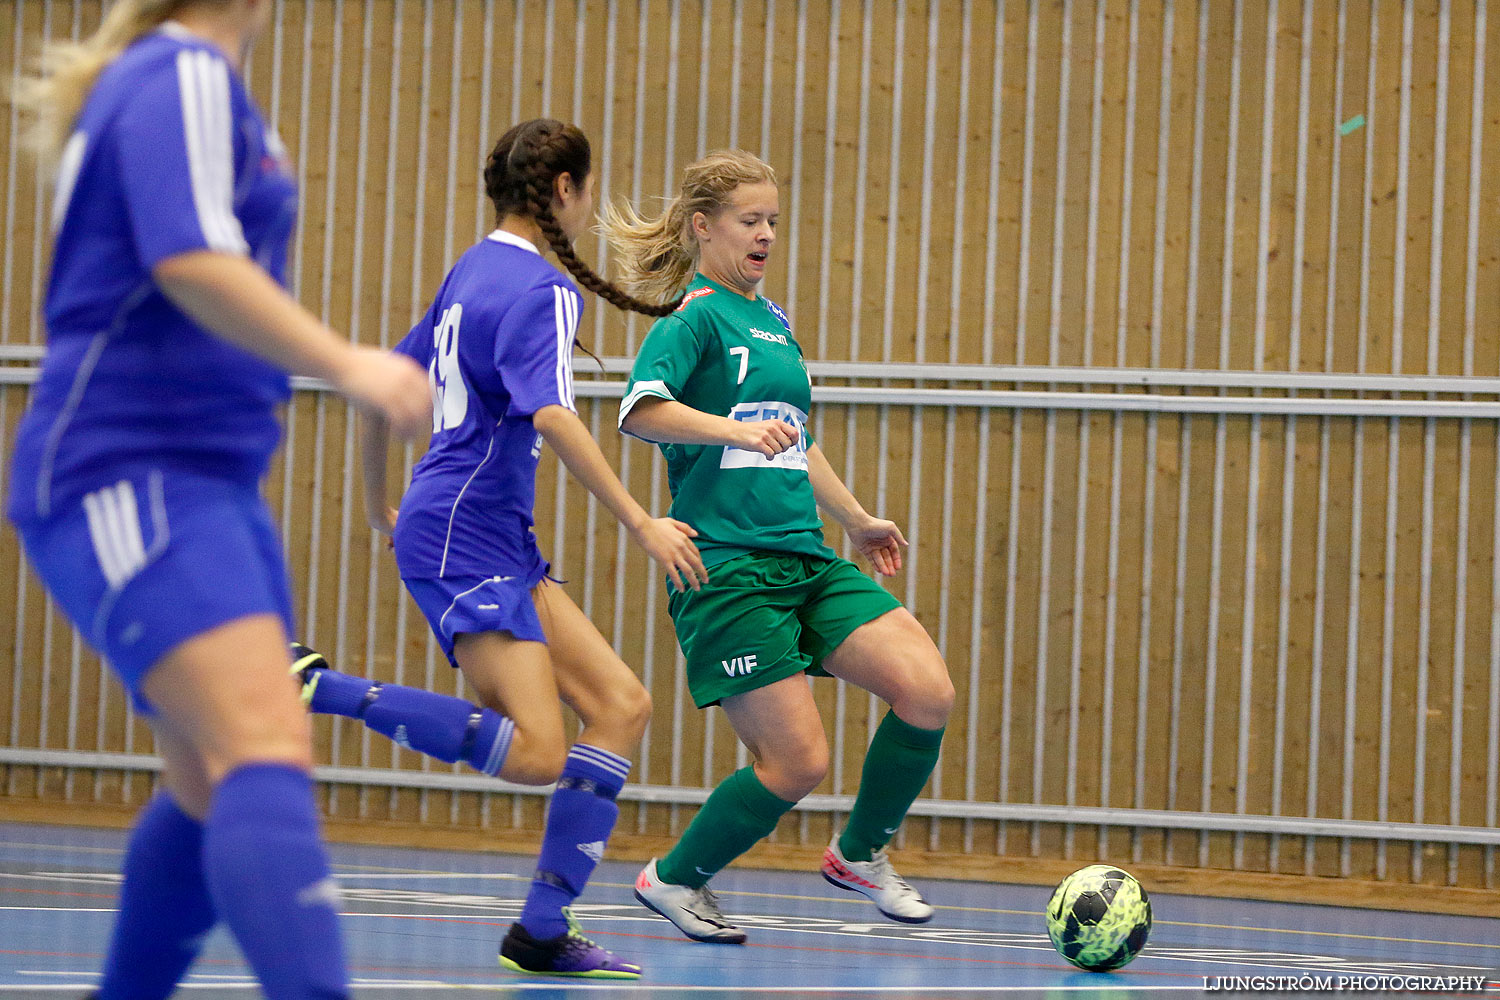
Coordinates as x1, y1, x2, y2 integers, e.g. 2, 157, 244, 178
291, 643, 516, 776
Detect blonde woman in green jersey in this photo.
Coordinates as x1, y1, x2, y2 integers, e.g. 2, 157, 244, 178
601, 150, 955, 944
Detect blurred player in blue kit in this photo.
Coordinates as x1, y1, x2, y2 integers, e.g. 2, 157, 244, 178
6, 1, 432, 997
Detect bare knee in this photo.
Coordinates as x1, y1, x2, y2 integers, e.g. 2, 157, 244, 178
156, 737, 215, 819
203, 705, 315, 780
620, 684, 652, 740
755, 736, 829, 801
143, 617, 317, 782
889, 656, 955, 732
500, 727, 568, 785
580, 682, 651, 746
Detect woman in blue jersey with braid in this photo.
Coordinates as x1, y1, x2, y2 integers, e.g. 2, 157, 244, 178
600, 150, 956, 944
294, 118, 706, 980
6, 2, 432, 998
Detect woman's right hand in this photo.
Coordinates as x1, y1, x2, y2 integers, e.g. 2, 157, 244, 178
633, 517, 709, 592
336, 346, 431, 440
733, 418, 799, 459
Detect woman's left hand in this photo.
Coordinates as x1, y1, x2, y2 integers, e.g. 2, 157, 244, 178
846, 516, 907, 577
370, 505, 398, 536
366, 506, 398, 550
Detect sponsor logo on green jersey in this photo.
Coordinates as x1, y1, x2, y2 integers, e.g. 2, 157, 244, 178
721, 400, 810, 471
675, 286, 716, 310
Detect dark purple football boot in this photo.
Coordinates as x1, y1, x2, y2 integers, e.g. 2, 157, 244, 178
498, 908, 642, 979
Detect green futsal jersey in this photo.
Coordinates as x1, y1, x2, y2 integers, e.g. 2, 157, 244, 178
620, 274, 836, 569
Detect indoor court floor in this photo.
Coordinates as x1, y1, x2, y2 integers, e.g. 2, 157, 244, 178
1, 820, 1495, 998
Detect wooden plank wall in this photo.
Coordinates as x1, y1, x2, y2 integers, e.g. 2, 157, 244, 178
2, 0, 1499, 891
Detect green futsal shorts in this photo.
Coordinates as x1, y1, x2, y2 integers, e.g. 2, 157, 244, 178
666, 550, 903, 708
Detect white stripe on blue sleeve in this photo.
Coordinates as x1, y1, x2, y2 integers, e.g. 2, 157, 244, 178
553, 286, 579, 411
552, 287, 566, 409
175, 50, 248, 255
50, 132, 87, 233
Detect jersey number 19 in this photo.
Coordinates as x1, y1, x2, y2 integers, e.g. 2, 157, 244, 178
430, 303, 468, 432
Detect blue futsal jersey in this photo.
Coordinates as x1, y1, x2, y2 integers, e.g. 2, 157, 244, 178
7, 24, 296, 527
391, 231, 583, 579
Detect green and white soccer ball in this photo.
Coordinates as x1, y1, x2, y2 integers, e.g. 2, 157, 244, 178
1045, 864, 1152, 971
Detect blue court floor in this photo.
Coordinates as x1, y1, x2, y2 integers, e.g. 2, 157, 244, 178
1, 820, 1496, 998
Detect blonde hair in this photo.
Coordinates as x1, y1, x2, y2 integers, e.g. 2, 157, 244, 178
12, 0, 202, 166
598, 149, 777, 304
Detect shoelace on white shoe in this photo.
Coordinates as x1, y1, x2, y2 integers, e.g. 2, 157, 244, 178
688, 885, 733, 925
868, 850, 915, 892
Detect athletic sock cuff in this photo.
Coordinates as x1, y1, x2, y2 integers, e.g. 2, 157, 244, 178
728, 765, 798, 825
562, 744, 631, 799
212, 763, 318, 829
470, 714, 515, 776
878, 708, 946, 750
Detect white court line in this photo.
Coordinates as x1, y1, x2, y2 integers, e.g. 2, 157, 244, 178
4, 872, 527, 885
334, 909, 1497, 979
0, 905, 114, 913
0, 989, 1206, 995
321, 873, 528, 880
8, 869, 1500, 952
7, 897, 1490, 980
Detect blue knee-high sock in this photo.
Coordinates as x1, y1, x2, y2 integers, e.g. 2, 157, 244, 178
96, 794, 216, 1000
202, 764, 347, 1000
305, 670, 515, 776
518, 744, 631, 939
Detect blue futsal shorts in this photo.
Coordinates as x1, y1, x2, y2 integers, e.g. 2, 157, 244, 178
15, 467, 295, 714
404, 558, 551, 668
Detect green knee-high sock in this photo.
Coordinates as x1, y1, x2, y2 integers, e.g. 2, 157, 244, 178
839, 709, 945, 862
658, 766, 796, 889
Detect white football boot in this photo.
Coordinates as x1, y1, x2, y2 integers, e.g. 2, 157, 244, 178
821, 838, 934, 923
634, 858, 746, 944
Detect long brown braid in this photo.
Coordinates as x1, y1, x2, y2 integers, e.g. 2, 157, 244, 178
486, 119, 681, 318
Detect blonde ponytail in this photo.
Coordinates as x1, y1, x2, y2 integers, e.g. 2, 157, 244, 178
12, 0, 190, 166
597, 198, 697, 306
598, 149, 777, 304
